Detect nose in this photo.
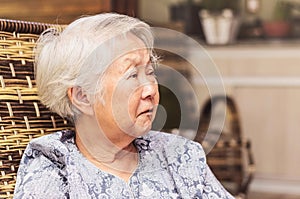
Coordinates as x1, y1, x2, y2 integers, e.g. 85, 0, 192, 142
141, 81, 158, 100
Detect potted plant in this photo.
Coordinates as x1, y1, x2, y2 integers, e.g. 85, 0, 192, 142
263, 0, 292, 38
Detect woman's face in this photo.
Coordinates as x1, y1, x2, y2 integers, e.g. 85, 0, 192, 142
93, 37, 159, 143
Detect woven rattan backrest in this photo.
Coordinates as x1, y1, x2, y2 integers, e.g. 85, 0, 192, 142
0, 19, 73, 198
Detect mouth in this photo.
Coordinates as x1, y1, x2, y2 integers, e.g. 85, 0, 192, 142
137, 108, 154, 117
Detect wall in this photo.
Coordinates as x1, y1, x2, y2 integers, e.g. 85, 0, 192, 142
139, 0, 172, 23
0, 0, 110, 24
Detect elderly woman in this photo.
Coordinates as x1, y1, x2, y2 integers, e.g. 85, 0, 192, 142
14, 13, 234, 198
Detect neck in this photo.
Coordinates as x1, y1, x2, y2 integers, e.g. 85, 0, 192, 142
75, 134, 137, 163
74, 115, 138, 178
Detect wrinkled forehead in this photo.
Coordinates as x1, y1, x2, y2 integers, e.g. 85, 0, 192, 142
117, 34, 150, 59
103, 34, 151, 74
109, 33, 150, 58
122, 33, 148, 51
95, 33, 150, 66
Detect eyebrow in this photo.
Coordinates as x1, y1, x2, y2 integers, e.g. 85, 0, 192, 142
122, 55, 151, 72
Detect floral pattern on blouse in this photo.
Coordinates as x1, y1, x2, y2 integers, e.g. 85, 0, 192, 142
14, 130, 234, 199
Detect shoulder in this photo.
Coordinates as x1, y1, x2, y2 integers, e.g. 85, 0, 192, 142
140, 131, 206, 163
14, 131, 73, 197
23, 130, 74, 168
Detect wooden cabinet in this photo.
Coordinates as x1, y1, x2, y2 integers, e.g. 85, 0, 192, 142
194, 43, 300, 194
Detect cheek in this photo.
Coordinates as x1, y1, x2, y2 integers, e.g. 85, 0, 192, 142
93, 101, 108, 127
154, 85, 160, 104
113, 82, 138, 119
127, 91, 141, 117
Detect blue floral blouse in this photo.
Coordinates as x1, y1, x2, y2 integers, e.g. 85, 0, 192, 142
14, 130, 234, 199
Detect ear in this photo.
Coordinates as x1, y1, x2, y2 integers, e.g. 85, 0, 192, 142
68, 87, 94, 116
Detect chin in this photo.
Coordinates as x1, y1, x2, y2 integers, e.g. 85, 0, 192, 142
129, 123, 152, 138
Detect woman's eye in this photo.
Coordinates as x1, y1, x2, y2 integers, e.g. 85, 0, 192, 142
147, 65, 156, 77
128, 72, 138, 79
147, 69, 156, 77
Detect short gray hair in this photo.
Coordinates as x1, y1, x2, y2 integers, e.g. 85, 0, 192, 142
35, 13, 154, 123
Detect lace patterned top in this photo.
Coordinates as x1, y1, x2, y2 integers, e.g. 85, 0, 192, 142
14, 130, 234, 199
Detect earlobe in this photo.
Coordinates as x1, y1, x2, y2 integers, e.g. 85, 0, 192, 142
68, 87, 94, 116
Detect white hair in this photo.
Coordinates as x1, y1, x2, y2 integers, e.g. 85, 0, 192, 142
35, 13, 155, 123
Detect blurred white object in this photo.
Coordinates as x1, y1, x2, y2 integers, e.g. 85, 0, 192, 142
199, 9, 240, 45
246, 0, 260, 13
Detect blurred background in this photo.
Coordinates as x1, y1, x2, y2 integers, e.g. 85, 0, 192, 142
1, 0, 300, 198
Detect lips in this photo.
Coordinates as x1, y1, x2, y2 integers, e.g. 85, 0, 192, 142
137, 108, 153, 117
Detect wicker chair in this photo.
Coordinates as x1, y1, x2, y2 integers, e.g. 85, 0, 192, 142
0, 19, 73, 198
194, 95, 255, 198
